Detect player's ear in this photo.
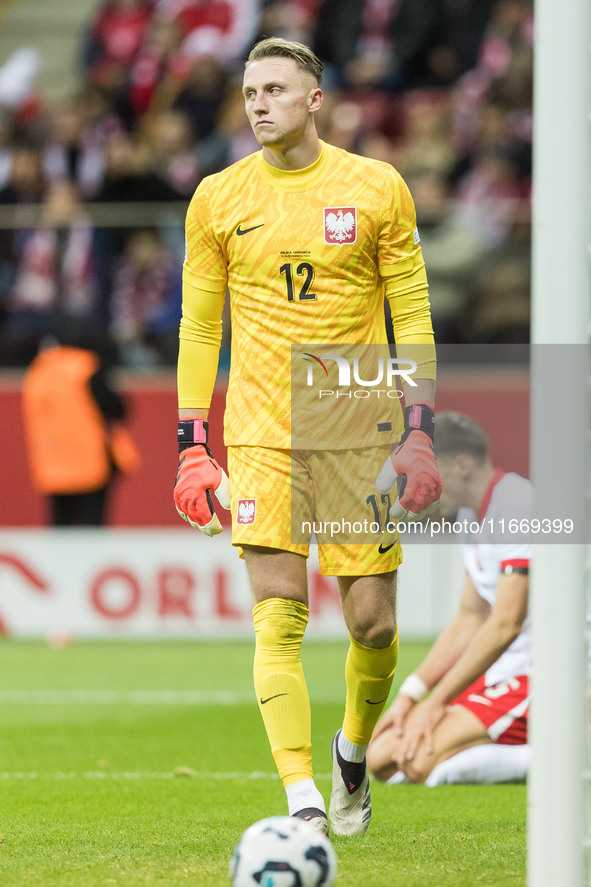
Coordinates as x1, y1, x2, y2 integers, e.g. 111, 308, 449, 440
455, 453, 473, 478
309, 87, 323, 113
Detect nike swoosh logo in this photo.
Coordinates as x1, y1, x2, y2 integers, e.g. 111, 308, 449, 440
236, 223, 264, 236
378, 542, 395, 553
365, 696, 388, 705
260, 693, 288, 705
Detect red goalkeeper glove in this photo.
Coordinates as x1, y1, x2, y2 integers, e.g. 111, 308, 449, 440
174, 419, 230, 536
376, 404, 442, 522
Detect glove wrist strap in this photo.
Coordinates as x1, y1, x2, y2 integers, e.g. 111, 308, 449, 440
178, 419, 208, 452
403, 403, 435, 440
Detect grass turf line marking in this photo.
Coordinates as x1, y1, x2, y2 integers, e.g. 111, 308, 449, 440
0, 690, 252, 704
0, 689, 341, 705
0, 771, 333, 781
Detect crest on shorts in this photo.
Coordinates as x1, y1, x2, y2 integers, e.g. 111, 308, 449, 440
324, 207, 357, 245
237, 499, 256, 525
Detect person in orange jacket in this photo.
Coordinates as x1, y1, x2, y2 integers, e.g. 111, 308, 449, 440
22, 314, 140, 525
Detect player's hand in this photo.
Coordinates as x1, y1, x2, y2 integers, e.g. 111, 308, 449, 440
376, 403, 442, 522
173, 419, 230, 536
393, 696, 446, 764
372, 693, 415, 741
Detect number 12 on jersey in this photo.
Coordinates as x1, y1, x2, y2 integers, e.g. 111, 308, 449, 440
280, 262, 317, 302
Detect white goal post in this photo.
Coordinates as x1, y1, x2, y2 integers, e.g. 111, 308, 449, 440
528, 1, 591, 885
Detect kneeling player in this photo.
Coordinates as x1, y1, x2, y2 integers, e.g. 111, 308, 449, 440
368, 412, 531, 786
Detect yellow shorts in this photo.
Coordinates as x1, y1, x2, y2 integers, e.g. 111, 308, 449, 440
227, 445, 402, 577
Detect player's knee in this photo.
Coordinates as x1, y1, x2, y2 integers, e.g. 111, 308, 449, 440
367, 728, 400, 782
401, 756, 432, 785
366, 744, 392, 782
352, 619, 397, 649
368, 738, 431, 785
253, 598, 309, 649
366, 749, 427, 785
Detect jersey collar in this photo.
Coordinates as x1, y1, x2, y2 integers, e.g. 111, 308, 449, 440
256, 141, 329, 191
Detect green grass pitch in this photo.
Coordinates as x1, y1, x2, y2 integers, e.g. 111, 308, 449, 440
0, 638, 526, 886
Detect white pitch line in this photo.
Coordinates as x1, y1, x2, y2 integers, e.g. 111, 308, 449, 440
0, 690, 341, 705
0, 770, 333, 781
0, 689, 252, 705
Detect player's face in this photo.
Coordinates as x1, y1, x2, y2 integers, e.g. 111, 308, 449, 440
242, 57, 321, 151
434, 455, 467, 520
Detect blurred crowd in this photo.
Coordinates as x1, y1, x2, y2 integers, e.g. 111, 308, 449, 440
0, 0, 533, 370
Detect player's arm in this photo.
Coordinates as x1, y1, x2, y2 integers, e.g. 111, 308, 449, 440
395, 570, 529, 762
174, 268, 230, 535
431, 570, 529, 704
376, 249, 441, 519
177, 265, 226, 412
373, 574, 489, 739
408, 573, 490, 693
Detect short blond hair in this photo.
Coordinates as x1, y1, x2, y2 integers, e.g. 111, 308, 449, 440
246, 37, 324, 86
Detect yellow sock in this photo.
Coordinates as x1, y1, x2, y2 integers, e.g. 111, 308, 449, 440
253, 598, 312, 787
342, 630, 399, 746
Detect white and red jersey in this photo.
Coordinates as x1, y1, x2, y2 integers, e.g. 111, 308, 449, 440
456, 468, 533, 686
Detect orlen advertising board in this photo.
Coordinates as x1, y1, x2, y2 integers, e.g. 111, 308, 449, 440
0, 530, 462, 639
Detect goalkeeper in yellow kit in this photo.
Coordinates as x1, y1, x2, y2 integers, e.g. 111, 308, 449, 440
174, 36, 442, 836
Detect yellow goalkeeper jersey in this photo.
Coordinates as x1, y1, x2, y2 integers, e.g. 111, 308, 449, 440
180, 141, 434, 449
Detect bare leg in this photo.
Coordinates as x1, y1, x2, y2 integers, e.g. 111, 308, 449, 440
368, 704, 492, 783
338, 571, 397, 648
243, 546, 308, 605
